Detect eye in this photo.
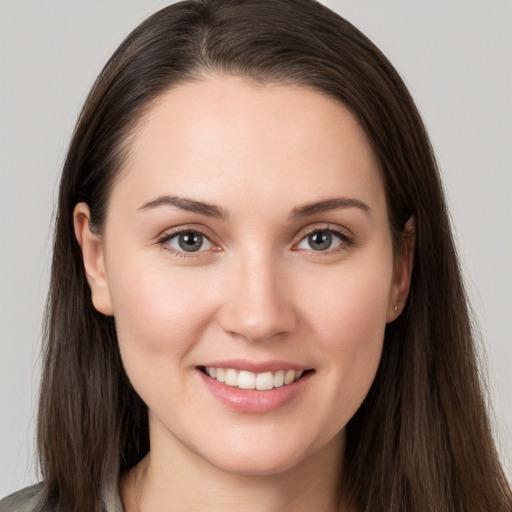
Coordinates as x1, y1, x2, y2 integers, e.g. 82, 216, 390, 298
296, 229, 348, 252
162, 230, 214, 254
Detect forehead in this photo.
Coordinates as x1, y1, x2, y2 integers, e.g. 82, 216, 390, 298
113, 75, 386, 219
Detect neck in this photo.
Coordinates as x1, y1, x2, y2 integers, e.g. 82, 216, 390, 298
121, 421, 347, 512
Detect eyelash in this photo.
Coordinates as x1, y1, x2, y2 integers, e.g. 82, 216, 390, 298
157, 227, 218, 258
293, 225, 354, 253
156, 225, 354, 257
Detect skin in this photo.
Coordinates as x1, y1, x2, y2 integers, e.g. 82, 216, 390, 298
74, 75, 414, 512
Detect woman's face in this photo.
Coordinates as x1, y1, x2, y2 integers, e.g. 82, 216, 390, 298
76, 76, 410, 476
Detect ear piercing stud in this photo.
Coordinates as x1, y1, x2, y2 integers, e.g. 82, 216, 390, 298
394, 305, 398, 312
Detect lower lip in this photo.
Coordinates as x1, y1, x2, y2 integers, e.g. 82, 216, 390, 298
198, 370, 313, 414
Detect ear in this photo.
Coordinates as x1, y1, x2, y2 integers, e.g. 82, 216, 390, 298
387, 216, 415, 323
73, 203, 114, 316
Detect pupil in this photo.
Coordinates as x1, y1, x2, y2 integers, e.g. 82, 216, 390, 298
178, 232, 203, 252
309, 231, 331, 251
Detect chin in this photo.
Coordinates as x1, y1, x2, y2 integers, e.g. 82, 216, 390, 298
207, 450, 305, 477
195, 431, 334, 478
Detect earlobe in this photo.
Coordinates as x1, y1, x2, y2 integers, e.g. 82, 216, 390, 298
73, 203, 114, 316
387, 216, 415, 323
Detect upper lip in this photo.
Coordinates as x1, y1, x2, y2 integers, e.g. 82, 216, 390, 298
200, 359, 312, 373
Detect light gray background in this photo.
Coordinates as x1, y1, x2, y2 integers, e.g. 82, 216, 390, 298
1, 0, 511, 498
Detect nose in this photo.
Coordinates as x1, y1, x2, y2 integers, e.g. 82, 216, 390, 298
218, 251, 297, 343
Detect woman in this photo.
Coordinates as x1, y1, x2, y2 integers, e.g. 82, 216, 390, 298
1, 0, 510, 511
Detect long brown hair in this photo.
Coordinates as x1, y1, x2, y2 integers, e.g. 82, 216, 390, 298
38, 1, 512, 511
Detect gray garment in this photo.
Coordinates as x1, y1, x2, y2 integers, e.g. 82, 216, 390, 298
0, 485, 123, 512
0, 485, 44, 512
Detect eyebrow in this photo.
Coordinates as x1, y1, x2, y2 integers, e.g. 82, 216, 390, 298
139, 194, 370, 220
139, 195, 229, 220
290, 197, 371, 218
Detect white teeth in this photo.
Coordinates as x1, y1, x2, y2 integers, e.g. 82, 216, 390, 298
284, 369, 295, 385
225, 369, 238, 386
274, 370, 285, 387
204, 366, 307, 390
216, 368, 226, 383
238, 370, 256, 390
256, 372, 274, 391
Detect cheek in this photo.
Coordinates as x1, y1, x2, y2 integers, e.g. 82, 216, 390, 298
299, 256, 393, 415
303, 256, 393, 343
105, 252, 218, 375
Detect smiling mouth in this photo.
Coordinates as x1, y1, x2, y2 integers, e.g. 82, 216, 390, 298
199, 366, 313, 391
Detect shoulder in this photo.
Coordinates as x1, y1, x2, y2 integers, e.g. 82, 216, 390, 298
0, 484, 44, 512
